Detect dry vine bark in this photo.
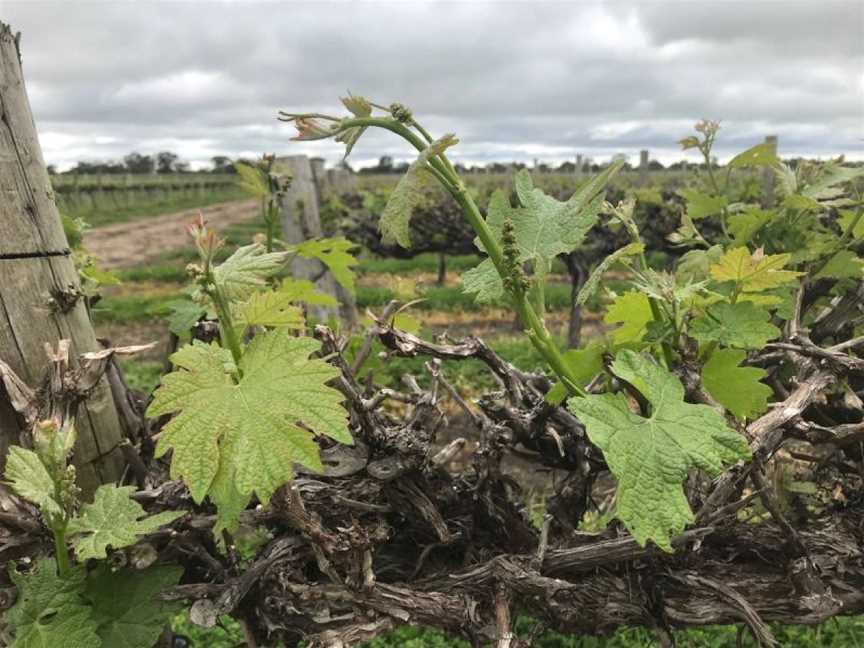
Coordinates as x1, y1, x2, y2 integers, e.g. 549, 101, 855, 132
2, 281, 864, 647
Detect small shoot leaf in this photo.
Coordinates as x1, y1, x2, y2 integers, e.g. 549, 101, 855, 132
690, 301, 780, 350
294, 237, 359, 293
702, 348, 771, 420
67, 485, 182, 561
604, 291, 653, 345
4, 446, 62, 519
709, 247, 803, 293
728, 141, 780, 169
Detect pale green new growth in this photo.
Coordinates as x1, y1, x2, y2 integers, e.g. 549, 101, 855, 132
690, 301, 780, 350
702, 348, 772, 420
727, 141, 780, 169
212, 244, 289, 301
279, 277, 339, 306
568, 350, 750, 550
235, 290, 305, 330
380, 134, 458, 247
234, 161, 269, 197
294, 237, 359, 293
67, 485, 182, 560
5, 446, 62, 518
337, 93, 372, 157
148, 330, 351, 505
709, 247, 802, 293
603, 291, 653, 345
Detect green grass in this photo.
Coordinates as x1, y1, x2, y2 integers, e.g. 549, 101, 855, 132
115, 264, 189, 283
357, 253, 568, 276
62, 186, 247, 227
91, 292, 183, 324
170, 613, 864, 647
356, 283, 573, 312
118, 358, 164, 394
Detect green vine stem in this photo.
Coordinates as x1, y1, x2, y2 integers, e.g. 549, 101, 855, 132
53, 523, 71, 576
336, 115, 586, 396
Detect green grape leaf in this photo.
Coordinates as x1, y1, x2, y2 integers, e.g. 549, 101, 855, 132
213, 244, 289, 301
166, 299, 207, 343
380, 134, 458, 248
234, 290, 305, 330
702, 348, 771, 420
233, 162, 269, 198
67, 485, 182, 561
545, 343, 605, 406
690, 301, 780, 350
461, 257, 507, 303
803, 162, 864, 202
279, 277, 338, 306
604, 291, 653, 345
576, 243, 643, 306
7, 559, 100, 648
511, 170, 604, 258
728, 141, 780, 169
147, 330, 351, 504
710, 247, 802, 293
728, 208, 773, 245
464, 163, 620, 303
4, 446, 62, 518
677, 189, 728, 220
209, 453, 251, 537
85, 565, 183, 648
815, 250, 864, 280
567, 350, 750, 550
839, 210, 864, 240
783, 194, 823, 212
294, 237, 358, 293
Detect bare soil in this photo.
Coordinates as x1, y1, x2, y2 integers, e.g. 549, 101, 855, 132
83, 198, 260, 270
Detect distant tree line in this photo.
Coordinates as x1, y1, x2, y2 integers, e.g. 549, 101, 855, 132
47, 153, 245, 175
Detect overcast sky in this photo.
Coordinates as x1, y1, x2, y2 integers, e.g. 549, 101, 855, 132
3, 0, 863, 170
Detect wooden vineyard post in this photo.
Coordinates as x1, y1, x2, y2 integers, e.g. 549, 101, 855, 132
0, 23, 125, 492
762, 134, 778, 208
276, 155, 358, 327
639, 149, 649, 186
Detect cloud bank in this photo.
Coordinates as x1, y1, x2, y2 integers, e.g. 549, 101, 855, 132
4, 0, 862, 170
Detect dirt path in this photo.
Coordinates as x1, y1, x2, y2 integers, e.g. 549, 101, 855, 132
83, 198, 260, 269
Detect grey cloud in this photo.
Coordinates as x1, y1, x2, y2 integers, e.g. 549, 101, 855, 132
3, 0, 861, 170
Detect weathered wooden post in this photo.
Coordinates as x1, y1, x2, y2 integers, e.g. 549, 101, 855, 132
0, 23, 125, 491
762, 135, 778, 208
275, 155, 357, 326
639, 150, 650, 186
